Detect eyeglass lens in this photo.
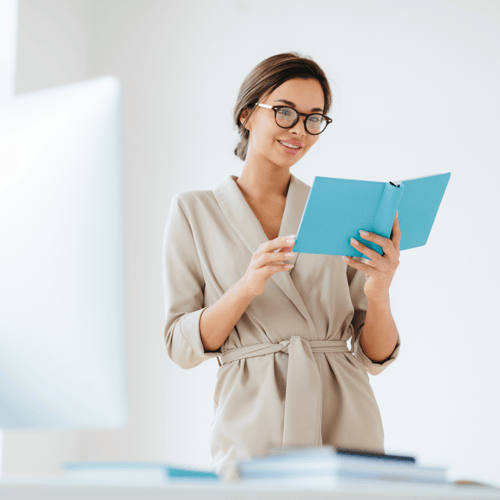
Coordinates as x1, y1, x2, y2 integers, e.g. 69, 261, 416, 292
276, 107, 327, 134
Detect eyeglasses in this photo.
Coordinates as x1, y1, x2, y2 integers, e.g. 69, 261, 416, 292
255, 103, 332, 135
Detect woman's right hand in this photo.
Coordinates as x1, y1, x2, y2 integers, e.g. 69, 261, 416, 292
241, 235, 296, 297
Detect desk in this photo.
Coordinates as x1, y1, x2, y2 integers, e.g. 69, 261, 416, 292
1, 475, 500, 500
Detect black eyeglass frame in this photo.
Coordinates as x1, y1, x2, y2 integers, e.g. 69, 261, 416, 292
255, 103, 332, 135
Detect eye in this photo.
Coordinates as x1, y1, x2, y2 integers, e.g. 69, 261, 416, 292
308, 115, 323, 123
278, 108, 294, 117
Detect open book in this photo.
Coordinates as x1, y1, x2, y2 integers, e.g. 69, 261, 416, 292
293, 172, 451, 257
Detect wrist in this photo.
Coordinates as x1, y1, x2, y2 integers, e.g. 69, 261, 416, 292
237, 276, 257, 301
367, 294, 391, 309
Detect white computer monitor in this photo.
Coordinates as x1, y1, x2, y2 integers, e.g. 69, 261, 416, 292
0, 76, 128, 431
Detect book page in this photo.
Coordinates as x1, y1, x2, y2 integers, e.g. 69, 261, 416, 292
391, 173, 444, 185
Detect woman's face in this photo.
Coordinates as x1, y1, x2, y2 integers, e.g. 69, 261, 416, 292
240, 78, 325, 168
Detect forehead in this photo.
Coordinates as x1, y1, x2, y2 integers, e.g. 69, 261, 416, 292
265, 78, 324, 111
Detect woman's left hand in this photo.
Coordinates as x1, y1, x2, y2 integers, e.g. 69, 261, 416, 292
342, 212, 401, 303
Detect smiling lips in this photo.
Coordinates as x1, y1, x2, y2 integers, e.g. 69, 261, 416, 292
278, 139, 303, 148
278, 140, 302, 155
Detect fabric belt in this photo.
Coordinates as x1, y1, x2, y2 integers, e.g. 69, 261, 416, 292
219, 336, 351, 448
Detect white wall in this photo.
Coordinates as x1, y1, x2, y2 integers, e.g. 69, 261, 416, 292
14, 0, 91, 94
3, 0, 499, 487
0, 0, 18, 102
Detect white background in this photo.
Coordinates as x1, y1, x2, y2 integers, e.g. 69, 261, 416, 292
1, 0, 499, 487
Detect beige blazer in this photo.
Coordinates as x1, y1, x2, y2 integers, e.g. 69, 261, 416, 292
162, 173, 401, 480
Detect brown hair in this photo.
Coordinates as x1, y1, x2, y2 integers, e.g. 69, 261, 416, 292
233, 52, 333, 161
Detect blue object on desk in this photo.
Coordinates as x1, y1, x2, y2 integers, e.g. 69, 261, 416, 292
293, 172, 451, 257
62, 461, 220, 481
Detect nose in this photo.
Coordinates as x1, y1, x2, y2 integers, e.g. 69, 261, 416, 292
289, 116, 308, 135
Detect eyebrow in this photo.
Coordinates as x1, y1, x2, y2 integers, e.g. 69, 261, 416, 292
274, 99, 324, 113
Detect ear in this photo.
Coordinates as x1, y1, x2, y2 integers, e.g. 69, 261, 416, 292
240, 107, 251, 130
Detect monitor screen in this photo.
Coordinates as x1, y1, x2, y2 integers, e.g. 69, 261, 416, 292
0, 76, 128, 429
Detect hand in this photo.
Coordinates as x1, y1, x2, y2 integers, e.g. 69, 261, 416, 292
241, 235, 296, 297
342, 212, 401, 303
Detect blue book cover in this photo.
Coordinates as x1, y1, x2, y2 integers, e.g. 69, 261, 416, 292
292, 172, 451, 257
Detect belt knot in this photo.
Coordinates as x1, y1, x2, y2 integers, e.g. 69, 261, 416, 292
277, 337, 293, 354
217, 335, 352, 448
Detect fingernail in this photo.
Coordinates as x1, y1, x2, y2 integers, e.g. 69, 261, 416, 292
359, 230, 369, 237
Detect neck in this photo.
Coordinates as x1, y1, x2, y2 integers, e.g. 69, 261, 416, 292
236, 154, 291, 202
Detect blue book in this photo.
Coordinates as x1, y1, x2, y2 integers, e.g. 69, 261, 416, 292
61, 461, 220, 482
293, 172, 451, 257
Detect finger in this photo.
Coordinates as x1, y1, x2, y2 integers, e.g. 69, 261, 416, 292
265, 247, 295, 266
350, 238, 385, 264
273, 244, 294, 252
342, 255, 360, 269
273, 245, 294, 256
358, 230, 396, 259
391, 212, 402, 252
273, 235, 296, 250
270, 235, 296, 254
267, 264, 291, 273
342, 255, 376, 273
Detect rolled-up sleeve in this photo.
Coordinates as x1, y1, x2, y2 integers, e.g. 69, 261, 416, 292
347, 257, 401, 376
162, 194, 222, 369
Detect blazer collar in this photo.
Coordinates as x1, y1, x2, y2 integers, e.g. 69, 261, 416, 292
213, 173, 318, 335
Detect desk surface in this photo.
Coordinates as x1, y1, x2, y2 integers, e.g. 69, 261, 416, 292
1, 475, 500, 500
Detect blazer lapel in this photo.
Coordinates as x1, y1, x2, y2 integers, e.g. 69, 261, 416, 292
213, 173, 317, 334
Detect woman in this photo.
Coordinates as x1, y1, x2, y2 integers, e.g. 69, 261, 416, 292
162, 52, 401, 480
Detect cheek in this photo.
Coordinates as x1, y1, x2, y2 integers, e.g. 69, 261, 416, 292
253, 122, 277, 147
264, 128, 282, 149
